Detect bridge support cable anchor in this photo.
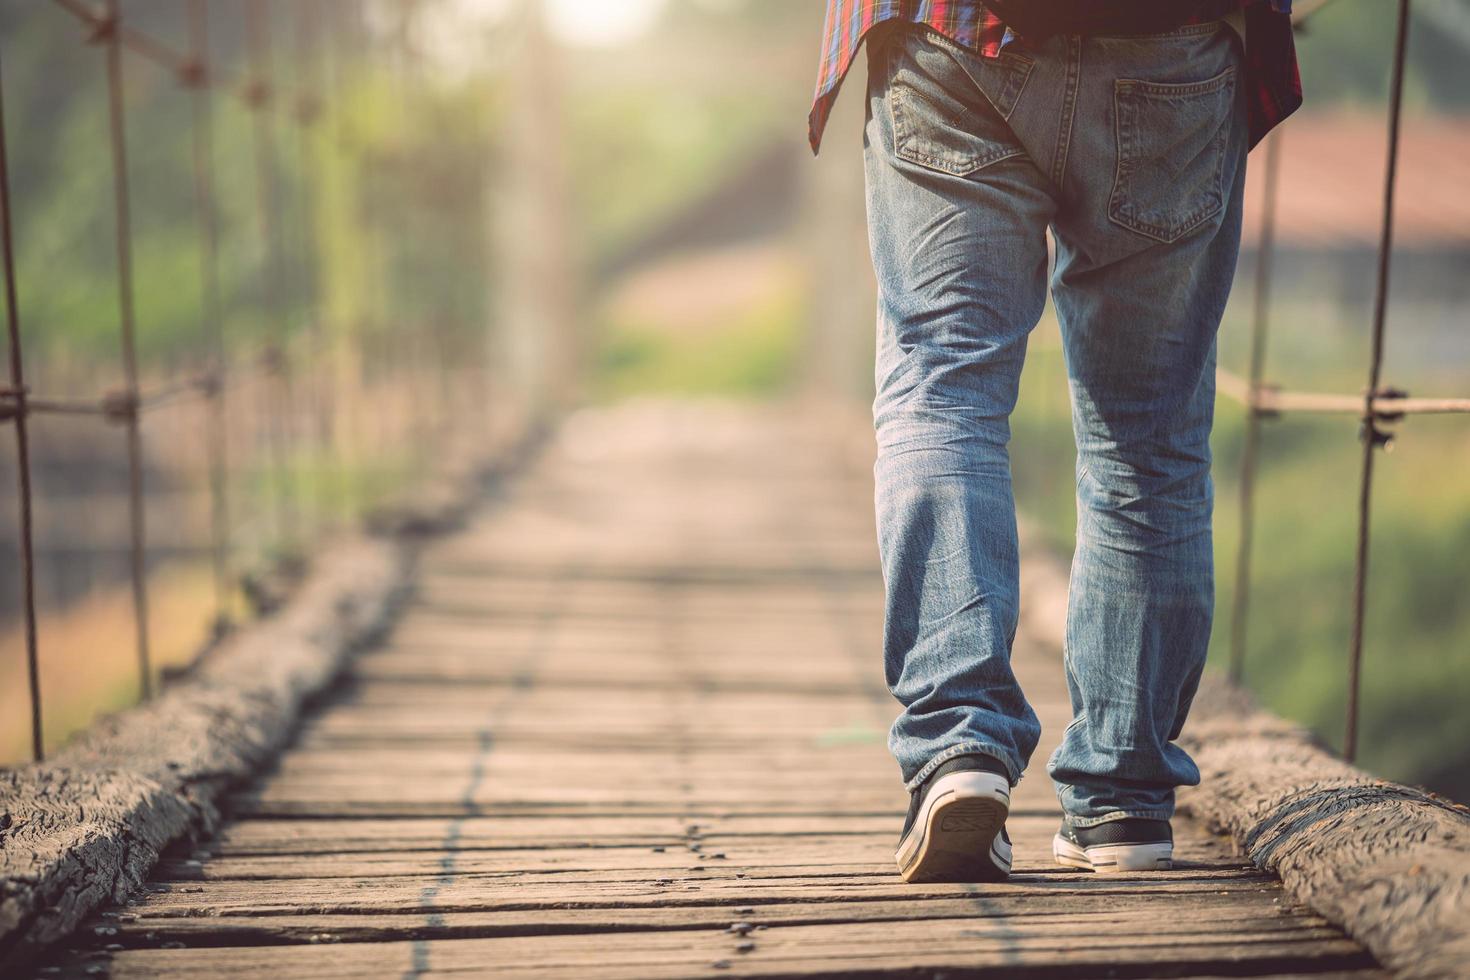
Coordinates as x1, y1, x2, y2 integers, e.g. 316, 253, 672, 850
1345, 0, 1413, 766
0, 50, 45, 760
1228, 129, 1283, 686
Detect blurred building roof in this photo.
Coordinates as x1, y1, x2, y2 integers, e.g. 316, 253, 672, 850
1243, 112, 1470, 248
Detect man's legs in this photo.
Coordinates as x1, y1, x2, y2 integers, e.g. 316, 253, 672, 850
1044, 24, 1249, 829
861, 17, 1250, 876
862, 25, 1054, 792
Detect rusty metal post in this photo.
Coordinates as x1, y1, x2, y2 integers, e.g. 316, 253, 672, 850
100, 0, 154, 699
1345, 0, 1413, 764
0, 47, 46, 759
185, 0, 232, 629
1228, 130, 1283, 686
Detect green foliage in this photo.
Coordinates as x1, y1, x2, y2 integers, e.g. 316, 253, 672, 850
591, 276, 804, 400
0, 5, 498, 369
1294, 0, 1470, 112
564, 85, 787, 270
1008, 311, 1470, 800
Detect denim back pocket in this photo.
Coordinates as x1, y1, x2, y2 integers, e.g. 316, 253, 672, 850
887, 28, 1034, 178
1108, 66, 1236, 243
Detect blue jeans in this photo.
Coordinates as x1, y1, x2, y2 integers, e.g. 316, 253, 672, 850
863, 20, 1248, 826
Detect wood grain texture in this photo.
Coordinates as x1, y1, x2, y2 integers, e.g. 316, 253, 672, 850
0, 426, 541, 973
49, 927, 1374, 980
0, 539, 407, 972
1175, 674, 1470, 980
18, 404, 1404, 978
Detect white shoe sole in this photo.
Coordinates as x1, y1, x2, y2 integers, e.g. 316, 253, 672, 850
896, 770, 1011, 883
1052, 834, 1173, 873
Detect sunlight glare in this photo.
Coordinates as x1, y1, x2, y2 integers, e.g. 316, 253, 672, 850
544, 0, 667, 47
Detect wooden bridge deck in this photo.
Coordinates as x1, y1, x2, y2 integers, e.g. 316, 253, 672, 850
49, 404, 1383, 979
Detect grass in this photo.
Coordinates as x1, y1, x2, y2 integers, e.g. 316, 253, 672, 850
591, 267, 805, 401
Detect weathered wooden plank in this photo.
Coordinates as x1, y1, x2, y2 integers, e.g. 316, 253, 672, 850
288, 717, 898, 742
148, 847, 901, 883
337, 672, 890, 701
242, 768, 902, 797
1177, 673, 1470, 980
22, 407, 1398, 977
150, 820, 1246, 882
207, 815, 1143, 878
224, 803, 1081, 822
322, 676, 968, 710
252, 746, 897, 773
294, 708, 879, 739
0, 539, 409, 974
116, 868, 1284, 922
415, 562, 883, 595
345, 654, 891, 697
90, 892, 1327, 949
202, 815, 904, 856
49, 917, 1373, 980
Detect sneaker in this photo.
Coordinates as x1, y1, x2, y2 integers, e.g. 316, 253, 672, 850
895, 755, 1012, 883
1052, 817, 1173, 872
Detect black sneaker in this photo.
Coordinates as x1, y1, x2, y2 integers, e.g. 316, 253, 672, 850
896, 755, 1012, 883
1052, 817, 1173, 872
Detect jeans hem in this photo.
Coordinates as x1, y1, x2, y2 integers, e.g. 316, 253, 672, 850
1061, 809, 1174, 828
905, 742, 1020, 792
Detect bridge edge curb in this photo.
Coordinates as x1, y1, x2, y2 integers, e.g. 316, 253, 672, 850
0, 441, 525, 974
1015, 530, 1470, 980
1178, 675, 1470, 980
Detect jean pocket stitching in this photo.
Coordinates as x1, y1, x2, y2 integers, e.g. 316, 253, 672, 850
890, 80, 1025, 177
995, 53, 1036, 122
1108, 66, 1236, 244
888, 50, 1032, 178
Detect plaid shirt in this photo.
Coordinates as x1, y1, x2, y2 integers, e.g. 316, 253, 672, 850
809, 1, 1300, 154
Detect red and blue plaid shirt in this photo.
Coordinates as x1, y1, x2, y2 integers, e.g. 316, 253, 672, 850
810, 1, 1301, 154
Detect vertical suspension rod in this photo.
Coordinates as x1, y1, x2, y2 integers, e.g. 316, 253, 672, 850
1345, 0, 1413, 764
101, 0, 154, 699
0, 45, 46, 758
1228, 130, 1283, 685
186, 0, 233, 628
